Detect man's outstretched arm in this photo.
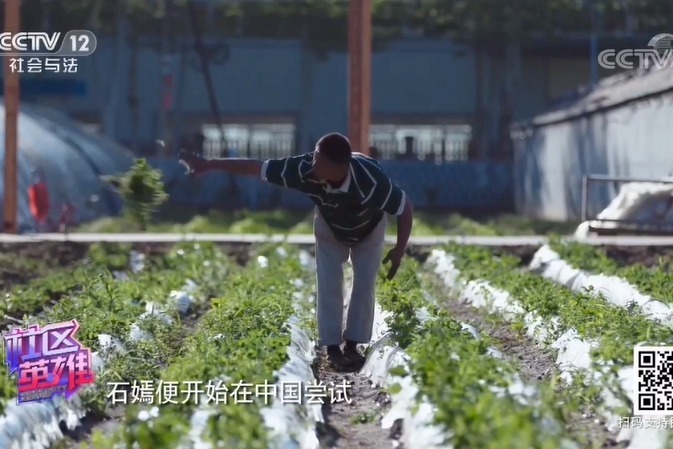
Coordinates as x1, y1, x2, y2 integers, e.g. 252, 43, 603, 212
197, 158, 264, 177
181, 153, 309, 189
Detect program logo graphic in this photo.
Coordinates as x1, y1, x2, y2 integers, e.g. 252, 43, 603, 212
0, 30, 96, 56
3, 319, 96, 404
599, 33, 673, 70
1, 30, 97, 74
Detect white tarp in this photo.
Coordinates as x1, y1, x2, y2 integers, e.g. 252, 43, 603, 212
575, 182, 673, 237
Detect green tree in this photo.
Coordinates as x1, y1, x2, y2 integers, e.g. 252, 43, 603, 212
11, 0, 671, 41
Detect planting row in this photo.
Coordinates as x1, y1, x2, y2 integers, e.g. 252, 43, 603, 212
2, 238, 671, 449
361, 257, 611, 449
426, 243, 673, 449
0, 243, 144, 333
547, 240, 673, 306
0, 244, 226, 446
94, 245, 321, 449
0, 242, 378, 449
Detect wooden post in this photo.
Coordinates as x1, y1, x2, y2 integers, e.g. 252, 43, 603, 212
348, 0, 372, 155
4, 0, 20, 233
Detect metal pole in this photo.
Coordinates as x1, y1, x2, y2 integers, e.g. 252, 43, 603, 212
348, 0, 371, 155
589, 7, 598, 87
159, 0, 174, 156
581, 175, 589, 221
3, 0, 20, 233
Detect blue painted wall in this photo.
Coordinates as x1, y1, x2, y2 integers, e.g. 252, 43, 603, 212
150, 158, 514, 212
36, 36, 553, 153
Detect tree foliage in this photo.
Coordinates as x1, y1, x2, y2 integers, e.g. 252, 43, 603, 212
9, 0, 673, 48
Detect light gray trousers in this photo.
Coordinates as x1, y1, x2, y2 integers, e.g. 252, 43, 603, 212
314, 209, 387, 346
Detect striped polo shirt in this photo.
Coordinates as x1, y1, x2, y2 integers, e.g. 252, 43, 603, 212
261, 152, 406, 243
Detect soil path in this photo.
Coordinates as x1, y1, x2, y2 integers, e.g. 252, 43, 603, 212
313, 349, 399, 449
313, 265, 399, 449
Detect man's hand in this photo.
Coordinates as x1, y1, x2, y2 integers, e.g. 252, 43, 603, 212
178, 153, 264, 178
382, 246, 405, 280
178, 152, 209, 177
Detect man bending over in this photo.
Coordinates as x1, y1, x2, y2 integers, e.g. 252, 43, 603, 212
180, 132, 413, 370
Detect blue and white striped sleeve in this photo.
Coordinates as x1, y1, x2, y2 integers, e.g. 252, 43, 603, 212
261, 154, 306, 189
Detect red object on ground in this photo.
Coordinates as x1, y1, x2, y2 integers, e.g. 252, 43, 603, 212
28, 181, 50, 224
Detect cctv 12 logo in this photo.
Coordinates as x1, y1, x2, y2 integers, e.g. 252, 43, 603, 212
0, 30, 97, 57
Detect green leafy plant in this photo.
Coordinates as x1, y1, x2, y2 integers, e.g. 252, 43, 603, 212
104, 159, 169, 231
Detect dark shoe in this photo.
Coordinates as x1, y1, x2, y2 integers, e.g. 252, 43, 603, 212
343, 340, 366, 366
327, 345, 355, 371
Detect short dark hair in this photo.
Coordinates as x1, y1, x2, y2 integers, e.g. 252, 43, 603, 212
316, 133, 351, 164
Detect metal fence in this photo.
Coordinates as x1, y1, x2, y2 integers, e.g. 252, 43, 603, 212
202, 137, 470, 162
203, 138, 296, 159
371, 138, 468, 162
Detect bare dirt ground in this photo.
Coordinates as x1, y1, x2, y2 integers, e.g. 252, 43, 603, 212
0, 242, 90, 267
601, 246, 673, 268
0, 242, 89, 291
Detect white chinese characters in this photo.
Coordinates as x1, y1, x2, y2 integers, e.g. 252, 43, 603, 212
8, 57, 78, 73
106, 379, 352, 405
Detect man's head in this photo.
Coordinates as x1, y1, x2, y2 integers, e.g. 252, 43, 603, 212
311, 133, 351, 183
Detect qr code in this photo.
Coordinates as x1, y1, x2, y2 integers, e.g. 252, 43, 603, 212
634, 346, 673, 415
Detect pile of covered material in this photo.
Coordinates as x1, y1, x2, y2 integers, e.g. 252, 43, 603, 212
575, 182, 673, 237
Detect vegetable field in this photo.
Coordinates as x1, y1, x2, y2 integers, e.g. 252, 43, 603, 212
1, 239, 673, 449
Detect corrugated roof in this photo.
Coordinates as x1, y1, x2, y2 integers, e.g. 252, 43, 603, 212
512, 64, 673, 130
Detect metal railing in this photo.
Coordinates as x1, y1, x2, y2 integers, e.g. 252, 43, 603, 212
370, 138, 469, 161
581, 174, 673, 234
201, 137, 470, 162
203, 139, 295, 159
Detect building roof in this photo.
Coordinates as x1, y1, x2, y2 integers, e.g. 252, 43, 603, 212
512, 64, 673, 130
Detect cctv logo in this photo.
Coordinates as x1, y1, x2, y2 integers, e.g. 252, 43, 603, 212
0, 32, 61, 53
598, 33, 673, 70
